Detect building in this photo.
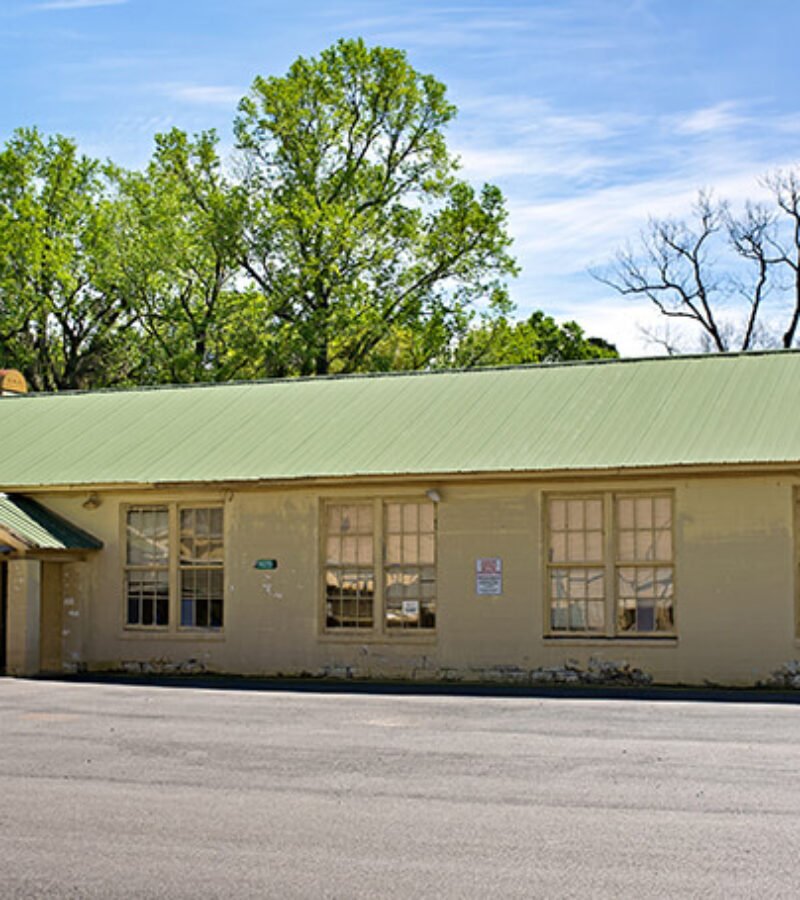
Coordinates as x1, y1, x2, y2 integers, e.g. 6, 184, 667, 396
1, 351, 800, 686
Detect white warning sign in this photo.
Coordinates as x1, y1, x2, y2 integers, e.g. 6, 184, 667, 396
476, 557, 502, 595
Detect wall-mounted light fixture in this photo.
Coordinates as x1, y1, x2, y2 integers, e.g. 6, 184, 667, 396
82, 493, 102, 510
425, 488, 442, 503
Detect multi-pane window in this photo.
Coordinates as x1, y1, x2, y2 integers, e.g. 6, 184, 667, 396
180, 508, 224, 628
125, 507, 169, 627
616, 497, 673, 633
548, 498, 605, 633
546, 494, 674, 636
325, 504, 375, 629
324, 500, 436, 633
385, 502, 436, 629
125, 505, 224, 630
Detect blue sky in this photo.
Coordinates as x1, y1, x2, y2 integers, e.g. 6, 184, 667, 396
2, 0, 798, 354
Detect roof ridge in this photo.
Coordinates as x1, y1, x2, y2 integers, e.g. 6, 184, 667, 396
3, 347, 800, 400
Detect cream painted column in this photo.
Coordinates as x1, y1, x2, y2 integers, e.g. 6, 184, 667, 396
6, 559, 41, 675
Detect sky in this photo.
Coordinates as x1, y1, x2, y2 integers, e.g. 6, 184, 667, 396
1, 0, 798, 355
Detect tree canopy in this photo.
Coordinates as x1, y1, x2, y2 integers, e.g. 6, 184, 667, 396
0, 129, 135, 390
0, 39, 616, 390
234, 38, 517, 375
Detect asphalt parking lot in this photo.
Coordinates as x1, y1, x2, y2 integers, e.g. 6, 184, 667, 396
2, 678, 800, 899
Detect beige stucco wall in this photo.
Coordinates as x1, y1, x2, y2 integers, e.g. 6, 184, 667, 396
25, 472, 800, 686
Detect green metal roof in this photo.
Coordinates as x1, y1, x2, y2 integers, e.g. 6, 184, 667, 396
2, 351, 800, 489
0, 493, 103, 550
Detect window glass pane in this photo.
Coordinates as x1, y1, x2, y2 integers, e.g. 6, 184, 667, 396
654, 530, 672, 561
635, 497, 653, 528
328, 506, 342, 533
420, 599, 436, 629
585, 531, 603, 561
636, 600, 655, 632
126, 569, 169, 626
656, 567, 673, 597
402, 503, 419, 532
386, 503, 401, 533
358, 535, 373, 565
567, 500, 584, 530
568, 601, 586, 629
402, 534, 418, 564
586, 568, 605, 598
208, 538, 224, 564
342, 536, 358, 564
618, 530, 634, 560
569, 570, 587, 598
419, 533, 435, 565
386, 534, 401, 565
654, 497, 671, 530
656, 597, 674, 630
386, 574, 404, 599
585, 500, 602, 530
550, 532, 567, 562
209, 507, 223, 537
210, 598, 223, 629
636, 567, 655, 596
357, 504, 373, 533
179, 536, 194, 563
550, 568, 567, 599
617, 597, 636, 632
194, 508, 210, 537
587, 601, 605, 631
635, 530, 655, 561
549, 500, 566, 531
551, 601, 568, 630
617, 498, 634, 528
567, 531, 585, 562
341, 507, 357, 533
127, 508, 168, 565
419, 504, 434, 533
618, 567, 636, 596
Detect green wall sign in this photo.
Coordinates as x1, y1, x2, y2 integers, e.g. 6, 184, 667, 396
254, 559, 278, 570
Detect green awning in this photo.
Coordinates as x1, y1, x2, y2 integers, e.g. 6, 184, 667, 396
0, 493, 102, 553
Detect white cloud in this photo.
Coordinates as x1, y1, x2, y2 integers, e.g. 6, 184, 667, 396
509, 166, 777, 269
675, 101, 746, 135
32, 0, 127, 9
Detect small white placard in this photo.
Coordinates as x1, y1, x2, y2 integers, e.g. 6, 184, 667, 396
402, 600, 420, 616
476, 557, 502, 595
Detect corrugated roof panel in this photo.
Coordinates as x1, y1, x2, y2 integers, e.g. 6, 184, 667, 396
0, 493, 103, 550
2, 351, 800, 488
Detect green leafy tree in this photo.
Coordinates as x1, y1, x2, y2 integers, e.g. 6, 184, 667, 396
234, 38, 518, 376
110, 129, 260, 383
0, 128, 136, 390
450, 311, 618, 367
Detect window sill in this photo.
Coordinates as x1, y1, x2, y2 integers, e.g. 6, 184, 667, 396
319, 631, 437, 646
543, 635, 677, 647
120, 630, 226, 642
